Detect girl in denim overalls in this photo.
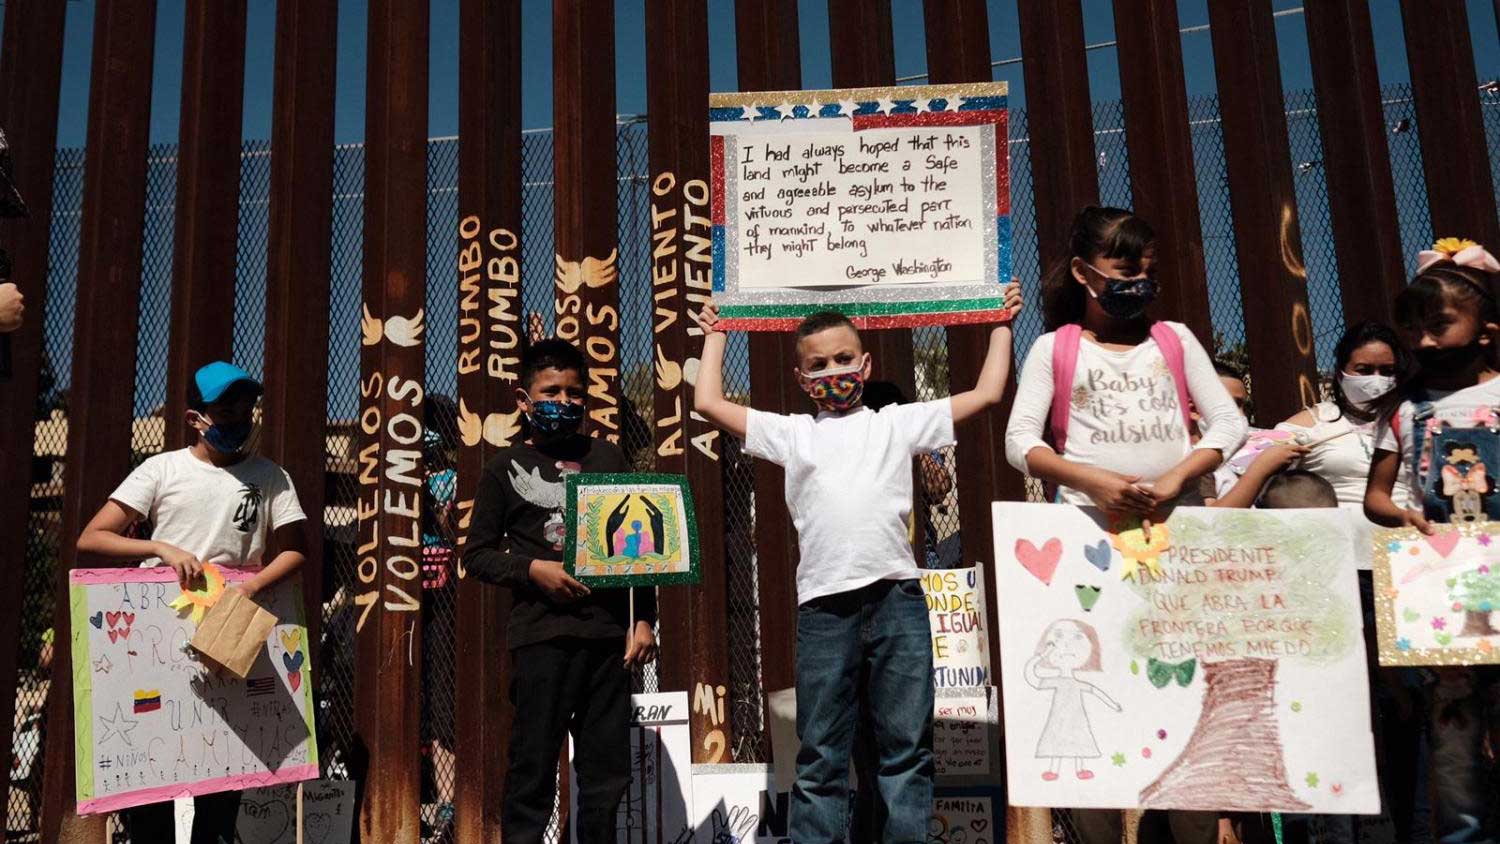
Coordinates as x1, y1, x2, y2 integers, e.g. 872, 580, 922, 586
1366, 240, 1500, 844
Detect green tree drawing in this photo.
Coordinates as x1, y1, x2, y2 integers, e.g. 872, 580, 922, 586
1447, 567, 1500, 637
1123, 511, 1356, 810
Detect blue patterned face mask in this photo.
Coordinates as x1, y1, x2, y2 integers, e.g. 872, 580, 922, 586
525, 396, 585, 439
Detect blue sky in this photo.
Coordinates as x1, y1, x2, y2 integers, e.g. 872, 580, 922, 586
29, 0, 1500, 149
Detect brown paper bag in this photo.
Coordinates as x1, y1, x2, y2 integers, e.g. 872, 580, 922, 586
190, 588, 278, 678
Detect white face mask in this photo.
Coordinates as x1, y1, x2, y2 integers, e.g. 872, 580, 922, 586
1340, 373, 1396, 407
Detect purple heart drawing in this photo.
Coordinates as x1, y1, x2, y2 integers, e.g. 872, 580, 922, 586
1084, 540, 1112, 572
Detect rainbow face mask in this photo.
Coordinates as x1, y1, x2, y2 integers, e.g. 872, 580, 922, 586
800, 359, 866, 412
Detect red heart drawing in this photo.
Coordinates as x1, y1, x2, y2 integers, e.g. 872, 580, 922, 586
106, 611, 122, 629
1427, 531, 1461, 558
1016, 538, 1063, 585
108, 629, 121, 644
122, 613, 135, 626
288, 671, 302, 693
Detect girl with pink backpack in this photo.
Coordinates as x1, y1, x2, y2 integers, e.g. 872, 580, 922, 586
1004, 206, 1249, 844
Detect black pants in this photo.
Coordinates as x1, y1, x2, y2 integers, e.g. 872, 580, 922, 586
503, 637, 630, 844
121, 790, 242, 844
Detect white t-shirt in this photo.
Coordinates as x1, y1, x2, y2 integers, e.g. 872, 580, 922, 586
109, 448, 306, 568
1280, 401, 1411, 509
1005, 322, 1247, 505
1374, 377, 1500, 498
745, 401, 955, 604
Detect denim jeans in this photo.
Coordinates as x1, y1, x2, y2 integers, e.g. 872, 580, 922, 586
791, 578, 934, 844
1428, 667, 1500, 842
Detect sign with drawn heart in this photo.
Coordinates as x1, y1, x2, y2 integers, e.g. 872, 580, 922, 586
1373, 522, 1500, 666
992, 503, 1377, 814
930, 788, 1001, 844
69, 567, 317, 814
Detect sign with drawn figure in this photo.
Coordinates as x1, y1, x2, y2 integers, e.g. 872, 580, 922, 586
565, 473, 700, 587
992, 503, 1378, 813
175, 779, 355, 844
708, 83, 1013, 331
929, 786, 1001, 844
923, 566, 990, 688
934, 688, 997, 779
571, 692, 694, 844
687, 765, 793, 844
70, 567, 317, 814
1374, 522, 1500, 666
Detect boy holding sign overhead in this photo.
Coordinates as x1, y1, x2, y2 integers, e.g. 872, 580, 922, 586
75, 361, 307, 843
691, 289, 1019, 843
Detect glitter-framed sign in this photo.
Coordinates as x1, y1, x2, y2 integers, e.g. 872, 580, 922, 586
709, 82, 1013, 331
564, 473, 701, 588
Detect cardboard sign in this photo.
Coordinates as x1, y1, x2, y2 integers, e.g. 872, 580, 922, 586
708, 83, 1012, 331
922, 566, 990, 688
1374, 522, 1500, 665
993, 504, 1377, 813
934, 687, 997, 778
565, 473, 700, 588
570, 692, 694, 844
69, 567, 317, 814
190, 585, 278, 678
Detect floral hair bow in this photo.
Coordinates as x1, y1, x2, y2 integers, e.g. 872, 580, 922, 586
1417, 237, 1500, 275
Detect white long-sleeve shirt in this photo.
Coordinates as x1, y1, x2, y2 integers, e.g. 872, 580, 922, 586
1004, 322, 1248, 505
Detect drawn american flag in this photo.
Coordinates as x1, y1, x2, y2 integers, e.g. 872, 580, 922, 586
246, 677, 275, 697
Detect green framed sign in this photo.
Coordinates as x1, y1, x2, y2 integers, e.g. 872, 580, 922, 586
563, 472, 701, 588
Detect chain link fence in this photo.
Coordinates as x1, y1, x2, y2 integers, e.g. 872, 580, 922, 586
8, 84, 1500, 842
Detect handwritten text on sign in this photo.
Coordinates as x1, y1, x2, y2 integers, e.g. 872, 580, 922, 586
732, 127, 985, 289
923, 566, 990, 688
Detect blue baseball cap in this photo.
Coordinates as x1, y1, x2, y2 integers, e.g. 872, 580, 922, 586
191, 361, 263, 408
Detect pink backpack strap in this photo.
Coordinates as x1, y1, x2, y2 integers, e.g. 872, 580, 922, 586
1049, 324, 1084, 454
1150, 322, 1194, 432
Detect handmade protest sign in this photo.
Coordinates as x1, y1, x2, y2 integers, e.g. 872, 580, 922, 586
922, 565, 990, 688
993, 504, 1377, 813
1373, 522, 1500, 666
934, 688, 996, 779
570, 692, 693, 844
565, 473, 700, 588
929, 787, 1001, 844
177, 779, 354, 844
708, 83, 1012, 330
70, 567, 317, 814
688, 764, 792, 843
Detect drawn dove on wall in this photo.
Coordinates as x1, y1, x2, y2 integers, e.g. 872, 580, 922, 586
361, 304, 425, 347
457, 399, 522, 448
554, 248, 619, 294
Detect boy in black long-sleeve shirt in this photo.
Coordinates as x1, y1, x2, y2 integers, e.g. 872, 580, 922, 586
464, 339, 658, 844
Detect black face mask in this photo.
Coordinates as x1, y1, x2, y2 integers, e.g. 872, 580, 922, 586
1093, 277, 1159, 321
1415, 342, 1486, 374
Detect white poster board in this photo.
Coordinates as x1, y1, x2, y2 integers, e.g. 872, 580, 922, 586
934, 687, 996, 778
923, 566, 990, 688
1374, 522, 1500, 665
571, 692, 693, 844
688, 764, 792, 844
993, 504, 1377, 813
69, 567, 317, 814
175, 779, 354, 844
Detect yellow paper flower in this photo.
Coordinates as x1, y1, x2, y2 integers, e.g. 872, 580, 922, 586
1111, 522, 1172, 581
167, 564, 227, 624
1433, 237, 1479, 256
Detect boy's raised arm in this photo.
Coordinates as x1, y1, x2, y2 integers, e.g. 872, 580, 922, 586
949, 281, 1022, 425
691, 303, 749, 441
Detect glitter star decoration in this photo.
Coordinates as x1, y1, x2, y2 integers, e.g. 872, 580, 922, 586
1432, 617, 1448, 631
1397, 638, 1412, 651
1305, 772, 1320, 789
1110, 520, 1171, 581
1111, 752, 1126, 767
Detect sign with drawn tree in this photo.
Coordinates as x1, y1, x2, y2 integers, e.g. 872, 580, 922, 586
564, 473, 700, 588
992, 503, 1377, 813
1373, 522, 1500, 666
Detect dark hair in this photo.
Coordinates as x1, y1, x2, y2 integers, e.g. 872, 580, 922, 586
863, 380, 909, 411
1381, 260, 1500, 418
1329, 322, 1412, 423
1041, 206, 1157, 331
1212, 359, 1245, 383
1256, 469, 1338, 510
795, 310, 858, 342
520, 338, 587, 390
185, 378, 257, 413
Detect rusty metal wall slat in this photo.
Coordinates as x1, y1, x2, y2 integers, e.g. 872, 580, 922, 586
164, 0, 248, 451
646, 0, 735, 764
452, 1, 525, 840
260, 0, 337, 689
1112, 0, 1212, 342
733, 0, 803, 715
1304, 0, 1407, 327
39, 2, 158, 841
1399, 0, 1500, 253
1207, 1, 1320, 423
553, 0, 624, 440
0, 3, 67, 841
355, 1, 429, 841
